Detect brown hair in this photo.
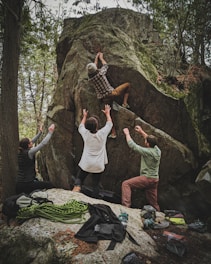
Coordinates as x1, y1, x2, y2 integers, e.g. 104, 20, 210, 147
85, 117, 99, 133
146, 135, 157, 147
19, 138, 30, 151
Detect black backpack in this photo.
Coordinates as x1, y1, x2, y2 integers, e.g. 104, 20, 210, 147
2, 193, 26, 225
2, 190, 52, 225
75, 204, 126, 250
75, 203, 139, 250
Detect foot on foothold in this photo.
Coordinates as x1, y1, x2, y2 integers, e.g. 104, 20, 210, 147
122, 103, 130, 109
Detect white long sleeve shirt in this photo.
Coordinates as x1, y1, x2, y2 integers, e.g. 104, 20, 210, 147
78, 121, 112, 173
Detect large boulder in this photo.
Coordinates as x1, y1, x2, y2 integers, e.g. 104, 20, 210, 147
39, 8, 211, 218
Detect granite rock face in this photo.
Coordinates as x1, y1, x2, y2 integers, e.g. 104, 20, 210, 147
39, 8, 211, 218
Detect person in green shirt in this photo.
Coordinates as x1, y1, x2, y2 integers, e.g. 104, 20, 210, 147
121, 125, 161, 211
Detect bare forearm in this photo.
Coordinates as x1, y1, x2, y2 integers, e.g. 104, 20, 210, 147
81, 116, 86, 125
139, 130, 148, 139
106, 114, 112, 122
102, 104, 111, 122
126, 133, 132, 142
135, 125, 148, 139
81, 109, 88, 125
99, 52, 107, 65
94, 54, 99, 65
100, 58, 107, 65
123, 128, 132, 142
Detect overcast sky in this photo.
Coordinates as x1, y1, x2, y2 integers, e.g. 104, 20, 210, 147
43, 0, 139, 18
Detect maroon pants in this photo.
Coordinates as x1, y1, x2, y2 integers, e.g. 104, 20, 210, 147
121, 175, 160, 211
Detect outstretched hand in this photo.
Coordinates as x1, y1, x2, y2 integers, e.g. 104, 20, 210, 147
101, 104, 111, 115
135, 125, 146, 134
83, 109, 88, 117
135, 125, 142, 133
96, 52, 101, 58
48, 124, 55, 133
123, 128, 130, 135
98, 52, 104, 60
39, 124, 43, 132
135, 125, 148, 138
97, 52, 107, 65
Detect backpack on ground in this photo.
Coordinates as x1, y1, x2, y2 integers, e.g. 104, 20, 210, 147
2, 190, 52, 225
75, 203, 127, 250
2, 193, 24, 223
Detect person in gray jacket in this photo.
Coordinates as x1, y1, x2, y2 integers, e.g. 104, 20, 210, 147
16, 124, 55, 194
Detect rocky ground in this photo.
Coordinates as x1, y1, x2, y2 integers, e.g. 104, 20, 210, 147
1, 215, 211, 264
1, 218, 210, 264
1, 188, 211, 264
124, 225, 211, 264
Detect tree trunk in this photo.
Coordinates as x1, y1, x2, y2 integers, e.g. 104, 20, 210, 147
0, 7, 3, 202
0, 0, 24, 202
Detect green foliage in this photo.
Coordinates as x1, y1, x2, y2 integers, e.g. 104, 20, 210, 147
18, 0, 63, 138
18, 111, 37, 139
140, 0, 211, 68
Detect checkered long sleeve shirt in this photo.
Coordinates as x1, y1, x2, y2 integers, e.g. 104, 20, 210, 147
88, 64, 114, 99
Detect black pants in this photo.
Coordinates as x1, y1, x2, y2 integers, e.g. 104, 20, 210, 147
75, 168, 102, 198
16, 180, 54, 194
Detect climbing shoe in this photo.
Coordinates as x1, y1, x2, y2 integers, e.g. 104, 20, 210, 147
108, 134, 117, 139
122, 103, 130, 109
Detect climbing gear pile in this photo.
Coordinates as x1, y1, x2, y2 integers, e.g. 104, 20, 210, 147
143, 218, 155, 229
17, 199, 88, 224
141, 205, 156, 229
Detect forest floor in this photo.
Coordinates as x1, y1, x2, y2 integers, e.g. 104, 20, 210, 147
130, 224, 211, 264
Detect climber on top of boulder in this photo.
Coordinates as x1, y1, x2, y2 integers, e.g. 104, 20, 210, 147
86, 52, 131, 139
